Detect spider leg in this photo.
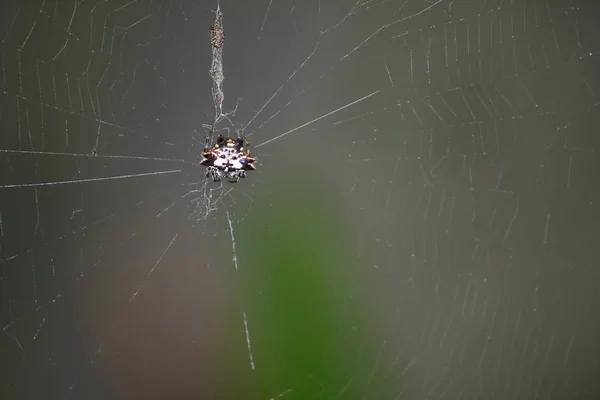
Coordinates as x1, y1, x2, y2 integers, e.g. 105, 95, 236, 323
206, 166, 222, 182
201, 123, 214, 152
216, 134, 227, 146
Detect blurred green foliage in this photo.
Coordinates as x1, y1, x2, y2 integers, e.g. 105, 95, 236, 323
236, 173, 370, 397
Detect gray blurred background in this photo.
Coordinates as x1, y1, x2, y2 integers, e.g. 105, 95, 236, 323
1, 0, 599, 399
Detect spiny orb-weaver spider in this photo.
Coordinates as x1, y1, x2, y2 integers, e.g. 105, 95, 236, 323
201, 134, 257, 183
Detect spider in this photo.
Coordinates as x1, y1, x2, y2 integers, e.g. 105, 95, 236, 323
200, 134, 257, 183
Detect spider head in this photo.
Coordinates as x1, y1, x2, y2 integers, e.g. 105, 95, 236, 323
201, 136, 256, 182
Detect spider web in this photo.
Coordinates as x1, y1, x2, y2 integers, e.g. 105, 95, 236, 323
1, 0, 600, 399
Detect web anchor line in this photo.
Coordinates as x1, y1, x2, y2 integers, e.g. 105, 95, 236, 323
208, 3, 256, 371
206, 1, 239, 136
208, 3, 226, 126
225, 206, 256, 371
